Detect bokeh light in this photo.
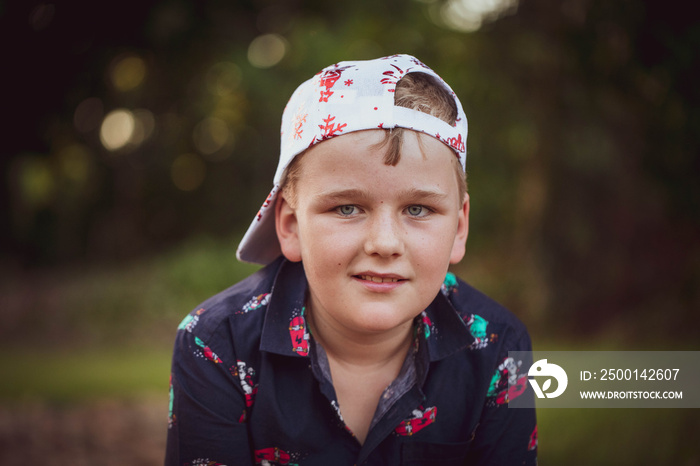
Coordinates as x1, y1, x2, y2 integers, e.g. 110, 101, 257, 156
56, 144, 92, 186
100, 109, 135, 151
247, 34, 287, 68
73, 97, 104, 133
192, 117, 232, 160
438, 0, 518, 32
130, 109, 156, 146
171, 153, 206, 191
12, 155, 55, 208
206, 62, 242, 96
99, 108, 155, 151
109, 54, 147, 92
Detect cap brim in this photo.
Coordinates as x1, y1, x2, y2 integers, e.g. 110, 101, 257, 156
236, 186, 282, 265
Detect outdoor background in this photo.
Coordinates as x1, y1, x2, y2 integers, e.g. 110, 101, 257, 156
1, 0, 698, 464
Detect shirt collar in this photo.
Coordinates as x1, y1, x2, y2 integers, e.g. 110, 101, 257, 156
259, 259, 475, 360
422, 290, 476, 361
259, 259, 309, 357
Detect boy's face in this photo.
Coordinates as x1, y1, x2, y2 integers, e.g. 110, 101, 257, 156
276, 130, 469, 337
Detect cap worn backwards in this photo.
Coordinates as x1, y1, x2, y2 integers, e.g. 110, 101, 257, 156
236, 54, 469, 265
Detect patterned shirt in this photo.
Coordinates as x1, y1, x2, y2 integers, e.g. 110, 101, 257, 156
166, 257, 537, 465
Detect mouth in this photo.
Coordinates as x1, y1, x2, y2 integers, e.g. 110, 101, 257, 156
354, 274, 407, 283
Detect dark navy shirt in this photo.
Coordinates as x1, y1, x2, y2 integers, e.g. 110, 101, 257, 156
166, 257, 537, 465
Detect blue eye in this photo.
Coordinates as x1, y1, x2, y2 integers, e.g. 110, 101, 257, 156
337, 205, 357, 216
407, 205, 425, 216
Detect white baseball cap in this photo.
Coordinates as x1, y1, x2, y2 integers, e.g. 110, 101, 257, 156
236, 54, 468, 265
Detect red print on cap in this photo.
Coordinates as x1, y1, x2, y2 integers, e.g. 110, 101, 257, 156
380, 64, 406, 90
319, 114, 347, 140
318, 65, 352, 102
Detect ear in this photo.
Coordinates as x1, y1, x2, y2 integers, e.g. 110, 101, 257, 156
275, 193, 302, 262
449, 193, 470, 264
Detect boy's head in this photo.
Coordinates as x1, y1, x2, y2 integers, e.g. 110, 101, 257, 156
237, 54, 469, 266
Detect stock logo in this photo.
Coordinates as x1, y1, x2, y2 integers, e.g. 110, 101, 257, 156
528, 359, 568, 399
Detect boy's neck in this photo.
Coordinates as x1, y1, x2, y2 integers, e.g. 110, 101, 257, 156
306, 305, 414, 368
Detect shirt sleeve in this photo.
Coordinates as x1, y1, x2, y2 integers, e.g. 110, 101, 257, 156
464, 327, 538, 466
165, 327, 254, 466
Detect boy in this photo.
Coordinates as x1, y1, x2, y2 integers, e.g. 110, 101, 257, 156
166, 54, 537, 465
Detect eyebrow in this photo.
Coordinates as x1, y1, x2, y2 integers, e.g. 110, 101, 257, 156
399, 187, 450, 202
313, 188, 372, 203
314, 187, 449, 203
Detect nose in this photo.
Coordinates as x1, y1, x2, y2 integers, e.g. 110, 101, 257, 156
363, 210, 405, 257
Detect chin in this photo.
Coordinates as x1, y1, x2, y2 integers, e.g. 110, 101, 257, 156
351, 307, 418, 334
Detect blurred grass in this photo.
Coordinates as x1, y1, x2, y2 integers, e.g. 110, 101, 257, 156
1, 236, 698, 465
0, 347, 172, 402
538, 408, 700, 465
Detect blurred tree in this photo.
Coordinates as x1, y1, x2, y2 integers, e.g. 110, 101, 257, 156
1, 0, 697, 339
521, 0, 699, 337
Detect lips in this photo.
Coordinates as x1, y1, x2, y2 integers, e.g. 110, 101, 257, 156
358, 275, 400, 283
353, 273, 407, 283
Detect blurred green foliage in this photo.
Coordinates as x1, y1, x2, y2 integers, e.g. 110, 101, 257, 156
3, 0, 698, 341
0, 236, 259, 349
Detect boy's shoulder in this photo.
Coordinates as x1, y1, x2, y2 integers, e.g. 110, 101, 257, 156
440, 271, 529, 342
176, 257, 283, 345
